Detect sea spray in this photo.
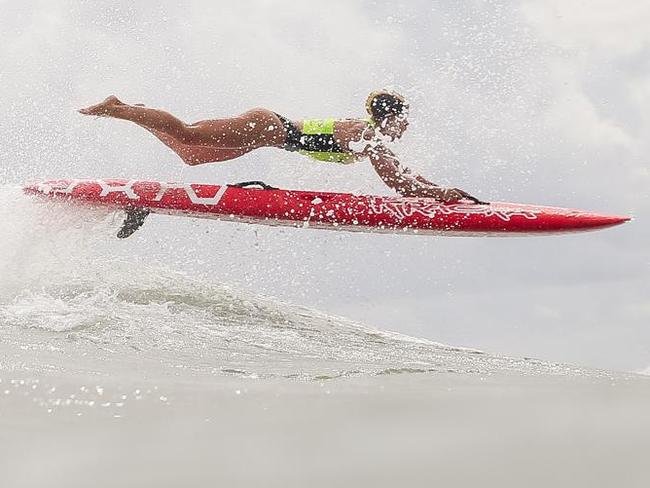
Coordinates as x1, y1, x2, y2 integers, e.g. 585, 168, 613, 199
0, 187, 595, 380
0, 186, 117, 299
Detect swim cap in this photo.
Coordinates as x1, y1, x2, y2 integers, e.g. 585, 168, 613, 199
365, 90, 409, 122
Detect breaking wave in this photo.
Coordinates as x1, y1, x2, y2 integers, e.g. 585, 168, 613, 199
0, 186, 595, 380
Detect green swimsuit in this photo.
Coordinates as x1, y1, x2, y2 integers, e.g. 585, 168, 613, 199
275, 114, 375, 164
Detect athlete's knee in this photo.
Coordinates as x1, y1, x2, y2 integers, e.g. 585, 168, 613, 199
182, 156, 202, 166
174, 145, 205, 166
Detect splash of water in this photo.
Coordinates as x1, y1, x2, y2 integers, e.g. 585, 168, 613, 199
0, 186, 599, 380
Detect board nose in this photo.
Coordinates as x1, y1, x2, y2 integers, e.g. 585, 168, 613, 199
586, 214, 631, 228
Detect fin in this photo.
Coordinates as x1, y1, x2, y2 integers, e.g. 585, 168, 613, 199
117, 207, 150, 239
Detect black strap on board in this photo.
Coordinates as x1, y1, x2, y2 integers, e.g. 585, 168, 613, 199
228, 181, 278, 190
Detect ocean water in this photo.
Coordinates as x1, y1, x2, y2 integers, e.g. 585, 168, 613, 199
0, 186, 593, 380
1, 186, 649, 488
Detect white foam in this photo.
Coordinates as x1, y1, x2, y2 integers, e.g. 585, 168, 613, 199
0, 185, 596, 380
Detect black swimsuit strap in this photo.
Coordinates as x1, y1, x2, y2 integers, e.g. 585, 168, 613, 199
274, 112, 301, 152
296, 133, 345, 153
274, 113, 348, 154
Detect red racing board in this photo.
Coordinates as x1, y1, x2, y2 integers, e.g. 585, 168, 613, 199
24, 179, 630, 236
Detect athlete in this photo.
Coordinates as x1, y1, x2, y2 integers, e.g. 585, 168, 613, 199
79, 91, 479, 203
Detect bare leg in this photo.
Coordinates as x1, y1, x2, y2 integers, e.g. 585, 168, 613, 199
145, 128, 254, 165
79, 96, 287, 154
83, 98, 256, 164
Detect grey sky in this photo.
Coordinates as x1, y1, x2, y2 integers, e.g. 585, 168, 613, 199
1, 0, 648, 371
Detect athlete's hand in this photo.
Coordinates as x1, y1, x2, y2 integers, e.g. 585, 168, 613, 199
399, 184, 485, 204
368, 152, 488, 204
442, 187, 486, 204
404, 186, 464, 202
437, 188, 467, 203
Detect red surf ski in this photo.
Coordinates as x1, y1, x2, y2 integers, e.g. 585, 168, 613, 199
24, 179, 630, 237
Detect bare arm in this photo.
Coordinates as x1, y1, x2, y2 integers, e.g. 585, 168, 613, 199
366, 146, 481, 203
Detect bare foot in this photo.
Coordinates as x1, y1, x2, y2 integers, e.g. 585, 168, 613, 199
78, 95, 125, 116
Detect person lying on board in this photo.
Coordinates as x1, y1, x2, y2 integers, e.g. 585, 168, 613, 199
79, 90, 479, 204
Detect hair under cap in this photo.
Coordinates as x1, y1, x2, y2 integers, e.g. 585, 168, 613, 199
366, 90, 409, 121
